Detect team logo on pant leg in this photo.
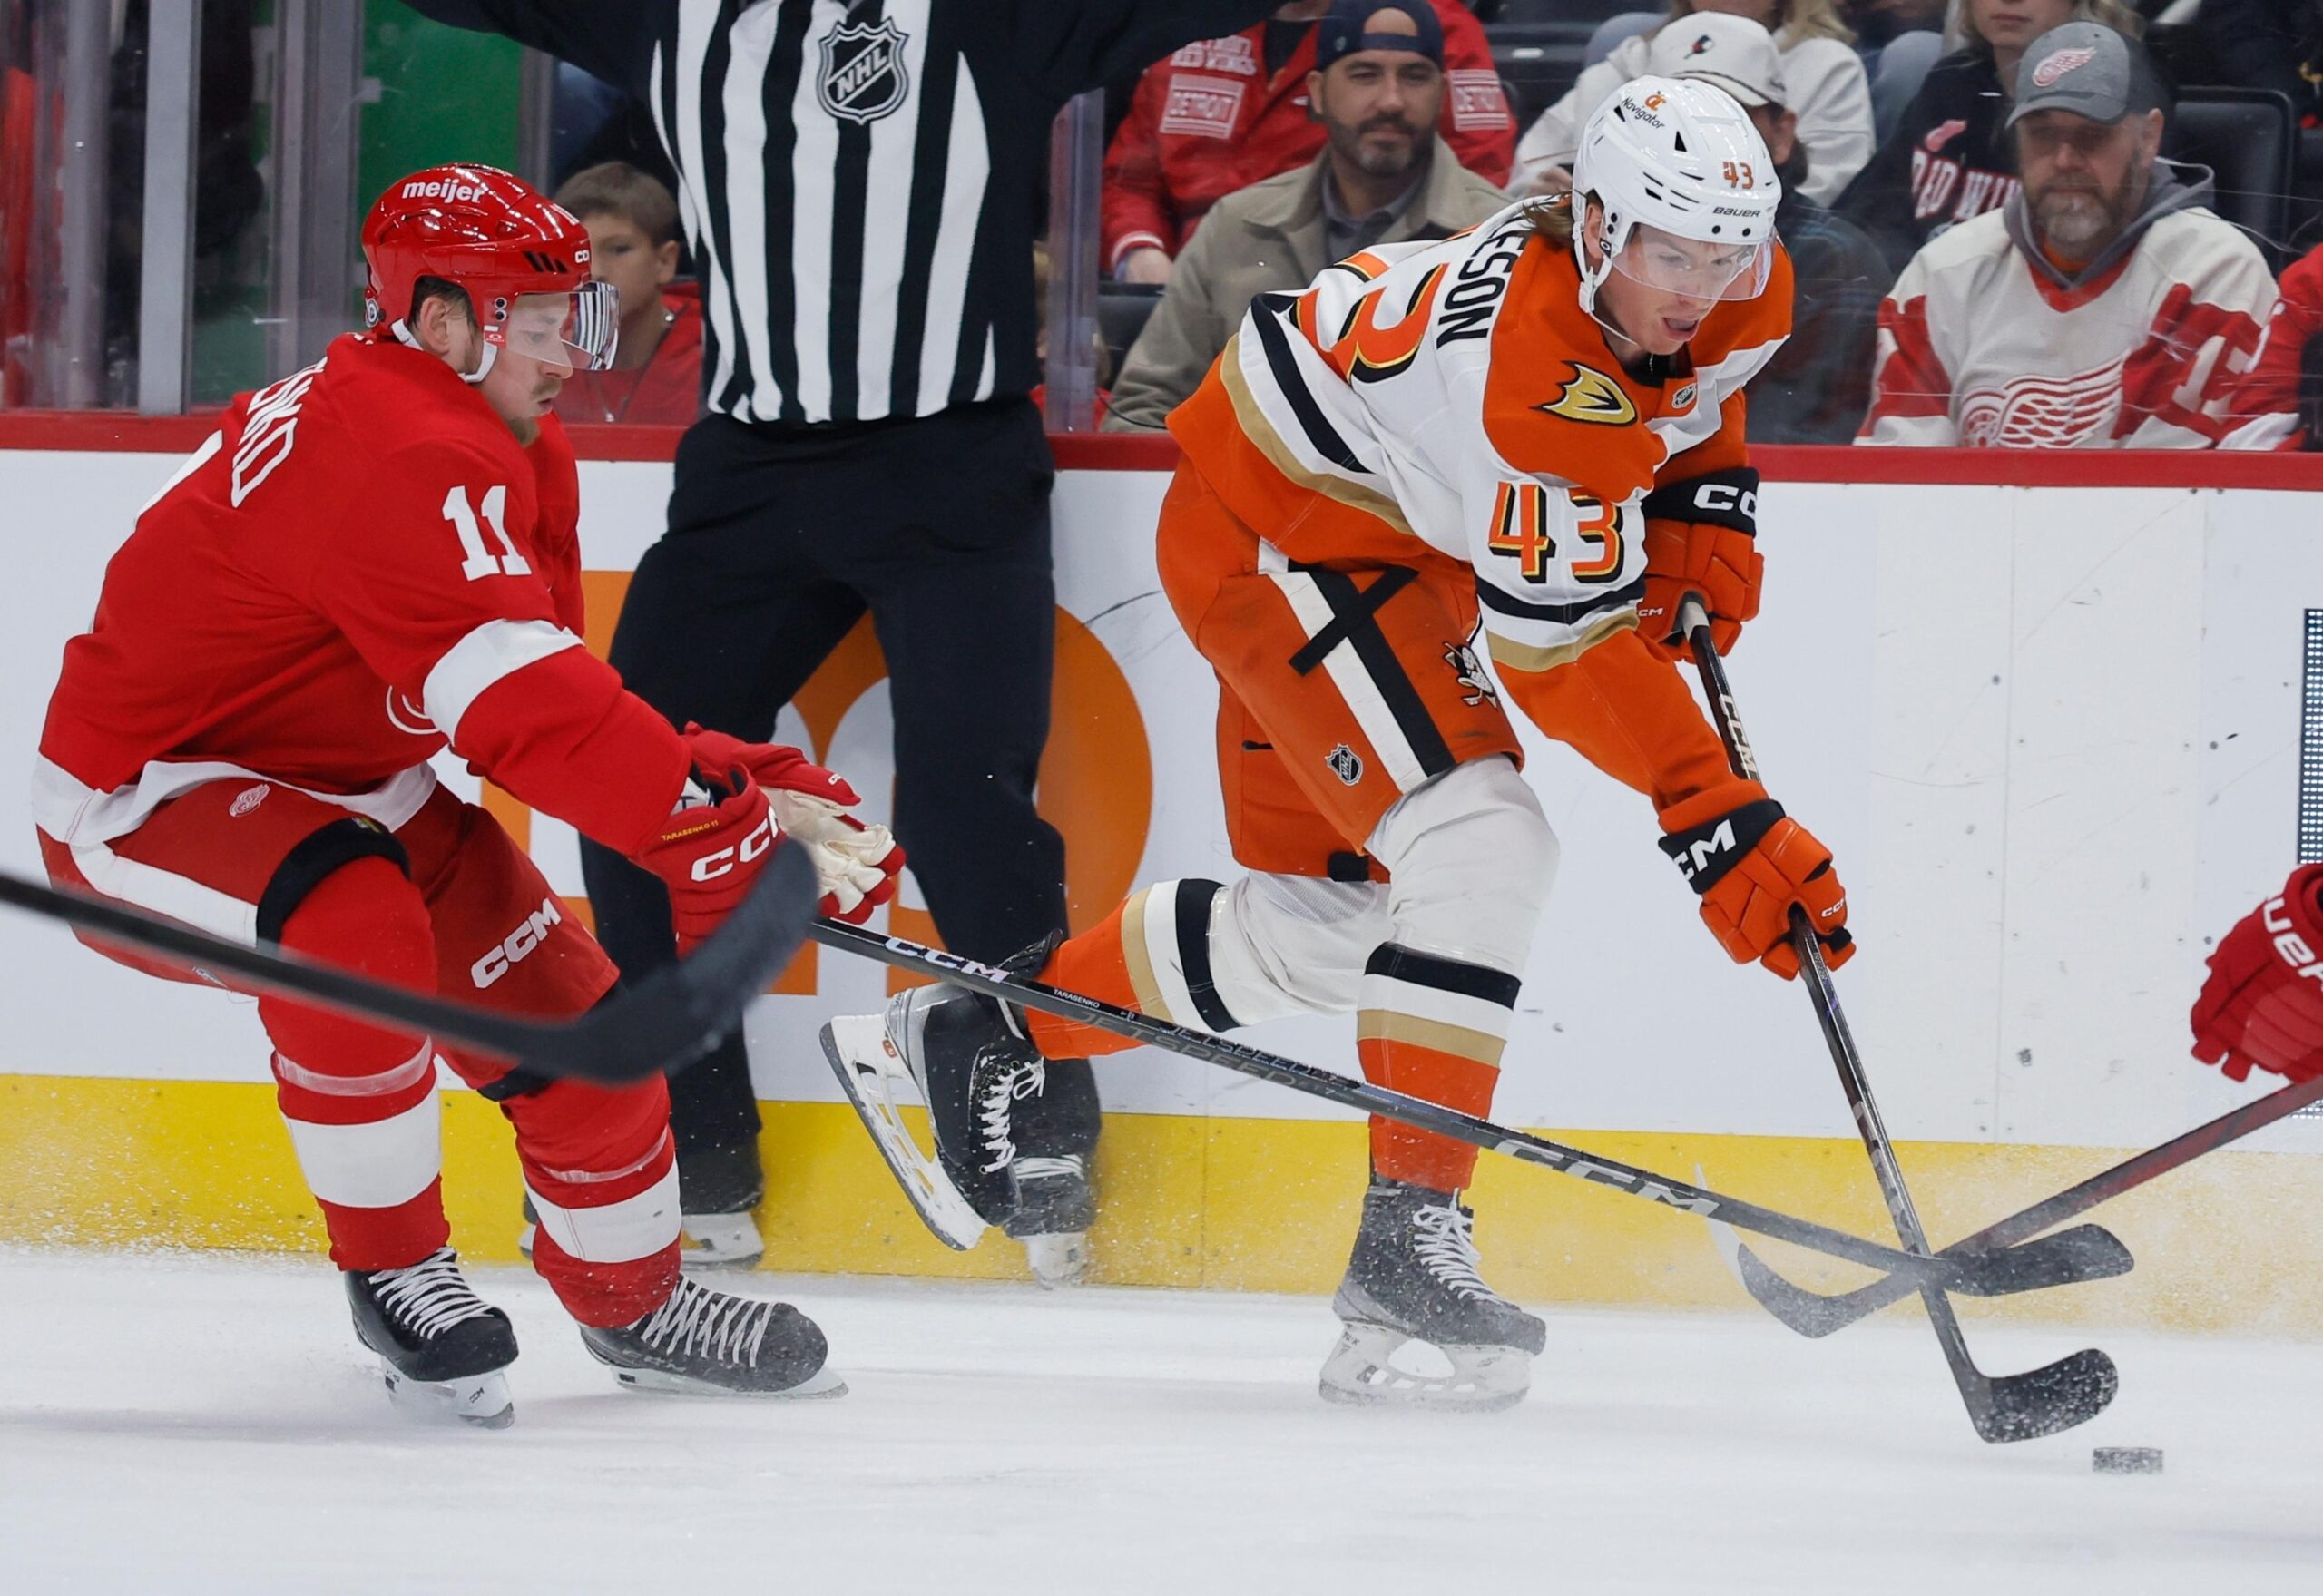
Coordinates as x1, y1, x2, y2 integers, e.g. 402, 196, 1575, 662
229, 783, 271, 818
1443, 640, 1499, 709
818, 20, 911, 125
1327, 744, 1366, 786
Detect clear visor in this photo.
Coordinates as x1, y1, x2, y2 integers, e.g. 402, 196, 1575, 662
493, 283, 621, 371
1608, 221, 1775, 304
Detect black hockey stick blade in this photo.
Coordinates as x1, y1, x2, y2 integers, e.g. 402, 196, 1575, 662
0, 847, 818, 1083
1964, 1346, 2120, 1444
1721, 1225, 2132, 1337
1717, 1074, 2323, 1338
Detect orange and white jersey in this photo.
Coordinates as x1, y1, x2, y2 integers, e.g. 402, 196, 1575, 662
1169, 201, 1791, 677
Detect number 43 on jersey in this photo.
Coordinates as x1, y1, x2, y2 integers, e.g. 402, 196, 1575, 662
1486, 483, 1622, 583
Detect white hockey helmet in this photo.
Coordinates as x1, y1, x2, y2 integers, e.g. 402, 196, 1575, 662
1569, 74, 1781, 318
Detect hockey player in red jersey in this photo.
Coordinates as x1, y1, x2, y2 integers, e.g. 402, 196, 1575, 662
831, 81, 1849, 1410
33, 165, 900, 1425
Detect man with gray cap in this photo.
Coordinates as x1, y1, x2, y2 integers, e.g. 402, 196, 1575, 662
1861, 22, 2277, 447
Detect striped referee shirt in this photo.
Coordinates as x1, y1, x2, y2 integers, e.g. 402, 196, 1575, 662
410, 0, 1277, 428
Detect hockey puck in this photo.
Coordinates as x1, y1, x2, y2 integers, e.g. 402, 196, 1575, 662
2092, 1447, 2163, 1474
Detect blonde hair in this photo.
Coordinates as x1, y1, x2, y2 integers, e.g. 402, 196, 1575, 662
1951, 0, 2143, 52
1661, 0, 1855, 49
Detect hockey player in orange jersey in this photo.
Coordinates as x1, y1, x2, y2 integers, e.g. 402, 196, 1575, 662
831, 78, 1851, 1410
34, 166, 902, 1424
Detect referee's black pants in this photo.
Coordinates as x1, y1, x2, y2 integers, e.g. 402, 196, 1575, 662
578, 396, 1101, 1199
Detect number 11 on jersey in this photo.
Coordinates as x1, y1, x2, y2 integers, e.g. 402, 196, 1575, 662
442, 485, 531, 582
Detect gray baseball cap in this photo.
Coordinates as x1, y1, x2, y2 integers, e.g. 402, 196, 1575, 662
2006, 23, 2163, 127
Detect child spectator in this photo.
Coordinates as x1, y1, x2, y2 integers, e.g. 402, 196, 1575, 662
551, 162, 702, 425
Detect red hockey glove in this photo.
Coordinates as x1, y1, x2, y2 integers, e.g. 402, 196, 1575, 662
679, 726, 904, 925
631, 764, 780, 955
1659, 780, 1853, 980
1635, 470, 1763, 665
2191, 864, 2323, 1083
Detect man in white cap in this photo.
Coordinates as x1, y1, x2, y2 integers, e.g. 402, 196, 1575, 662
1668, 14, 1891, 441
1861, 22, 2278, 447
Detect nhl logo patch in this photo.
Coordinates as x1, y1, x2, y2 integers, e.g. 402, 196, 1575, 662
1326, 744, 1365, 786
818, 19, 911, 126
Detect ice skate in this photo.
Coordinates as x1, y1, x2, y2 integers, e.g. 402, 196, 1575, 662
823, 943, 1055, 1248
344, 1248, 518, 1430
677, 1141, 767, 1268
1319, 1176, 1545, 1414
578, 1275, 845, 1397
1007, 1153, 1093, 1288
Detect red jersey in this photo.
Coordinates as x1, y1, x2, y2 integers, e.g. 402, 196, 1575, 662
1101, 4, 1514, 273
554, 281, 705, 426
36, 333, 688, 857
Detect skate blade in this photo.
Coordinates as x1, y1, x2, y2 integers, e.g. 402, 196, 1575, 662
821, 1015, 988, 1250
1021, 1230, 1090, 1289
609, 1364, 849, 1400
381, 1366, 515, 1430
1317, 1323, 1531, 1415
681, 1212, 767, 1268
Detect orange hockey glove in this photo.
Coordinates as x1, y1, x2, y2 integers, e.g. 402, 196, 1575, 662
1636, 469, 1763, 664
1658, 779, 1853, 980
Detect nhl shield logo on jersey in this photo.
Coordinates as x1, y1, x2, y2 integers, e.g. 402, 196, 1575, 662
1539, 364, 1639, 426
1326, 744, 1365, 786
818, 19, 911, 125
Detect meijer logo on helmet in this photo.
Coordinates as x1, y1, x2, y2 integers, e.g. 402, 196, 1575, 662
399, 178, 487, 203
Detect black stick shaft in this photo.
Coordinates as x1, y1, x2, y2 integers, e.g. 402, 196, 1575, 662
809, 918, 2030, 1287
1682, 602, 2009, 1415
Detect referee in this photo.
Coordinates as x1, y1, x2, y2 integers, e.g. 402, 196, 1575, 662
410, 1, 1277, 1280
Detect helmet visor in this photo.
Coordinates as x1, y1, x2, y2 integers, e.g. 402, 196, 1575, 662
1608, 221, 1775, 303
497, 283, 621, 371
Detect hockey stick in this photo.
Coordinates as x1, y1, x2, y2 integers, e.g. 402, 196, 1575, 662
1718, 1070, 2323, 1337
1683, 600, 2116, 1442
809, 918, 2120, 1294
0, 847, 819, 1084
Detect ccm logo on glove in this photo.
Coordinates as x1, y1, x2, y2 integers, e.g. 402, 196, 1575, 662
687, 812, 777, 882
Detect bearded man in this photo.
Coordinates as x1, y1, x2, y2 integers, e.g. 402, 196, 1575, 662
1858, 21, 2278, 449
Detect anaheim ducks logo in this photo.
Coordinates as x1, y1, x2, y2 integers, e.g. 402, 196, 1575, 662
1539, 364, 1638, 426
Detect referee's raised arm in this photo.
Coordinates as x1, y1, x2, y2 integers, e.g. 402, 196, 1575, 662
397, 0, 1279, 1277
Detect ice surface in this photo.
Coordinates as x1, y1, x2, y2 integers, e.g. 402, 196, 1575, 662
2, 1247, 2319, 1594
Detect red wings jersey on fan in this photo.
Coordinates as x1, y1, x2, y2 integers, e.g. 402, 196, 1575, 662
1859, 207, 2280, 448
35, 333, 690, 859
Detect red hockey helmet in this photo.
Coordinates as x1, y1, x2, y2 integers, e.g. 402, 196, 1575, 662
360, 163, 619, 374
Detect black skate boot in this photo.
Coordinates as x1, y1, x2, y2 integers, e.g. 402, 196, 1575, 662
344, 1248, 518, 1429
1005, 1154, 1094, 1288
821, 938, 1057, 1247
1320, 1176, 1546, 1413
578, 1275, 845, 1397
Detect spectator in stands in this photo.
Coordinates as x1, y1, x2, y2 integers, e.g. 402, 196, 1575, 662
1103, 0, 1514, 286
551, 162, 702, 426
1667, 15, 1893, 440
1514, 0, 1875, 204
2221, 241, 2323, 448
1861, 24, 2277, 448
1835, 0, 2142, 273
1103, 2, 1507, 434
